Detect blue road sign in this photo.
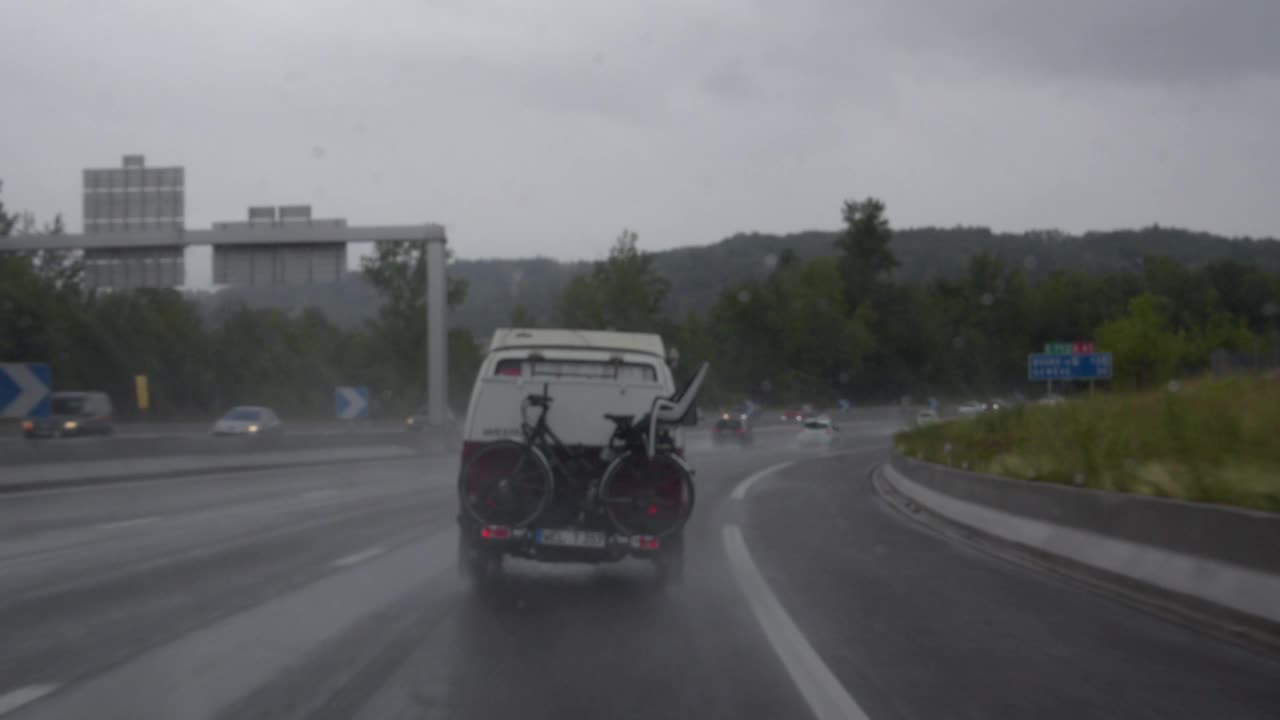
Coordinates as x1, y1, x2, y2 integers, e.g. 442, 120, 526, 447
335, 386, 370, 420
1028, 352, 1113, 381
0, 363, 52, 418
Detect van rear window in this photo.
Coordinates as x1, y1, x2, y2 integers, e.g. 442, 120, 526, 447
493, 358, 657, 382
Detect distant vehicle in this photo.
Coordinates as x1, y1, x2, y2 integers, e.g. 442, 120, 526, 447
712, 413, 753, 446
796, 416, 837, 447
22, 391, 114, 438
916, 408, 940, 427
406, 405, 458, 430
956, 400, 988, 417
1037, 394, 1066, 406
781, 408, 806, 422
405, 405, 427, 430
211, 406, 283, 436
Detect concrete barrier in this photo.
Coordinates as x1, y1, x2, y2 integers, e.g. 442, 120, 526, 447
0, 445, 423, 494
884, 454, 1280, 629
0, 427, 453, 466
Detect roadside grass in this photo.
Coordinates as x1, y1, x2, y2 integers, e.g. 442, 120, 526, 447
895, 376, 1280, 512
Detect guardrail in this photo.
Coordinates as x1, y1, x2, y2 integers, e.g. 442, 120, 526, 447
883, 454, 1280, 632
0, 426, 461, 493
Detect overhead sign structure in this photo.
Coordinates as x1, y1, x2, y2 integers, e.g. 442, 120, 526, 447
0, 363, 52, 419
1028, 352, 1113, 381
335, 386, 370, 420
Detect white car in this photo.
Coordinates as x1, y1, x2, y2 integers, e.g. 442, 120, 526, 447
796, 416, 837, 447
915, 408, 940, 427
211, 406, 283, 436
1037, 394, 1066, 406
956, 400, 988, 417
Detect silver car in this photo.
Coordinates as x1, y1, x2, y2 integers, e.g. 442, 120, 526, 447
211, 406, 283, 436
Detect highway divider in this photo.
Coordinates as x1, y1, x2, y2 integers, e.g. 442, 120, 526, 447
0, 428, 461, 494
1, 446, 423, 494
883, 454, 1280, 635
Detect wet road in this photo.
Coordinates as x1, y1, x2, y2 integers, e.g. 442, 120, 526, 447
2, 412, 1278, 719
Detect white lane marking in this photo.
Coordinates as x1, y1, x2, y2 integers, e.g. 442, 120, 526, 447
723, 525, 870, 720
0, 684, 59, 715
332, 545, 387, 568
731, 461, 796, 501
98, 517, 156, 531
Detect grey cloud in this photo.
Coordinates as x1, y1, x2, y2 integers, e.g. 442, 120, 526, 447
3, 0, 1280, 271
702, 63, 754, 101
875, 0, 1280, 85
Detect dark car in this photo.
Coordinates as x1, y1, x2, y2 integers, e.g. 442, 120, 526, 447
22, 391, 115, 438
712, 414, 753, 446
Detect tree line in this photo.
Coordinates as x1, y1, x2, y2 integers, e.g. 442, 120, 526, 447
4, 191, 1279, 420
0, 197, 480, 420
552, 201, 1280, 405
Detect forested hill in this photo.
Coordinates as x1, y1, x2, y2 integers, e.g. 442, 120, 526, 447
204, 225, 1280, 337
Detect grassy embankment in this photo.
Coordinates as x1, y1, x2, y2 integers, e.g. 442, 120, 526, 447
895, 376, 1280, 512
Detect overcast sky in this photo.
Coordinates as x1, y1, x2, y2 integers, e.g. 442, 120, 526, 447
4, 0, 1279, 274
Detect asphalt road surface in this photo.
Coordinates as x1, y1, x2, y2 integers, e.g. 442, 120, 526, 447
2, 411, 1277, 719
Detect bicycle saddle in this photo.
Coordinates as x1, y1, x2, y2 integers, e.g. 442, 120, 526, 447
603, 413, 635, 428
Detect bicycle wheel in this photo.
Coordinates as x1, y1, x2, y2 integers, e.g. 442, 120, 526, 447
598, 451, 695, 537
458, 440, 554, 527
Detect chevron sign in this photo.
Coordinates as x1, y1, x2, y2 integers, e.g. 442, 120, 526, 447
0, 363, 52, 419
335, 386, 369, 420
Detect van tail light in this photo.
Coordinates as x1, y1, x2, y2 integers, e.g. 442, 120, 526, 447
481, 525, 512, 540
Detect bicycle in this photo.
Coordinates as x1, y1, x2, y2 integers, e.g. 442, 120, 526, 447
457, 362, 708, 537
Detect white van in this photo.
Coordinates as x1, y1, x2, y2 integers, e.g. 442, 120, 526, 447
457, 328, 704, 587
461, 328, 683, 453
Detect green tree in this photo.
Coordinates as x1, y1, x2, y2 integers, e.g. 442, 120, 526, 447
836, 197, 898, 311
361, 241, 471, 404
1097, 294, 1186, 389
508, 304, 538, 328
558, 229, 670, 332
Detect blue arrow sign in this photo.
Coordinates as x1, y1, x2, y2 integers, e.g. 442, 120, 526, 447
0, 363, 52, 418
1028, 352, 1113, 381
335, 385, 370, 420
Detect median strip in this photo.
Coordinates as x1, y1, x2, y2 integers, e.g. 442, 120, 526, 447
0, 446, 421, 495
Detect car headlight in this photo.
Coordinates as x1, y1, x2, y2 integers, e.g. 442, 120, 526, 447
63, 421, 78, 430
406, 417, 415, 425
247, 424, 259, 433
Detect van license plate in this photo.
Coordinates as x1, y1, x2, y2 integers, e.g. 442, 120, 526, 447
536, 529, 606, 548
